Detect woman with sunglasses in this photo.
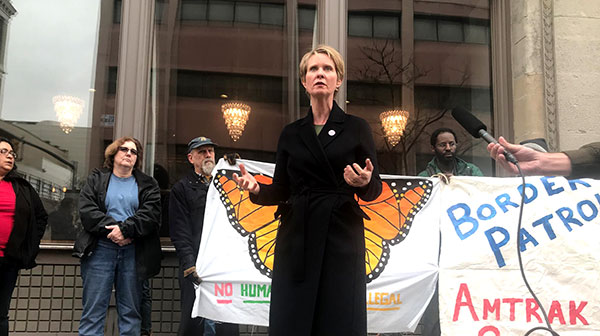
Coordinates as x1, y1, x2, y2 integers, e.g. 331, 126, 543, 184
74, 136, 161, 336
0, 137, 48, 336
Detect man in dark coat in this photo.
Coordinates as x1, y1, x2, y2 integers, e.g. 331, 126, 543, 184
169, 136, 238, 336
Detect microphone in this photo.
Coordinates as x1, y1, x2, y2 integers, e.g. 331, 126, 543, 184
451, 107, 518, 165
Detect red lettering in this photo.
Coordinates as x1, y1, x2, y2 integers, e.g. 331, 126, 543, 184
525, 298, 542, 323
482, 299, 500, 320
502, 298, 523, 321
453, 283, 479, 322
214, 283, 233, 296
478, 326, 500, 336
548, 300, 566, 325
569, 301, 588, 325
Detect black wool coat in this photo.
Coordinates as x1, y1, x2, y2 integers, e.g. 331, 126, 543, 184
3, 176, 48, 269
168, 171, 209, 271
250, 101, 382, 336
74, 168, 162, 281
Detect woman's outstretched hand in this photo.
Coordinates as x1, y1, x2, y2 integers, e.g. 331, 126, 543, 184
344, 158, 373, 188
232, 163, 260, 194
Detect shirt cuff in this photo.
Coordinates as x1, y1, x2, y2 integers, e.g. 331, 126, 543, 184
183, 266, 196, 277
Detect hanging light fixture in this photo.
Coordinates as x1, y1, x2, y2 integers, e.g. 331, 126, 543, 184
379, 109, 409, 147
222, 102, 251, 141
53, 95, 84, 134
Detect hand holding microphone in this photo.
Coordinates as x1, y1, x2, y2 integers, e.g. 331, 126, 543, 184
487, 137, 537, 175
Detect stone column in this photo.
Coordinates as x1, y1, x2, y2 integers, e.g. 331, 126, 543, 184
510, 0, 550, 147
552, 0, 600, 150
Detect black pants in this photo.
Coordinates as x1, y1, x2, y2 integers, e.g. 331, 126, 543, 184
178, 267, 204, 336
0, 259, 19, 336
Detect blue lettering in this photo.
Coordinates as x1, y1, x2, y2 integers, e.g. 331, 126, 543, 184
577, 200, 598, 222
540, 176, 564, 196
477, 204, 497, 220
485, 227, 510, 268
517, 184, 538, 204
555, 207, 583, 232
568, 179, 591, 190
447, 203, 479, 240
532, 214, 556, 240
495, 193, 519, 213
519, 228, 539, 251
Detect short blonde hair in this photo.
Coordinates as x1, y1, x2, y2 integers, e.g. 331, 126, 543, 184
104, 136, 143, 170
299, 45, 345, 83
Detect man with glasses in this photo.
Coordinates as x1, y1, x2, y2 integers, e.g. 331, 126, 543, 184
419, 127, 483, 178
169, 137, 238, 336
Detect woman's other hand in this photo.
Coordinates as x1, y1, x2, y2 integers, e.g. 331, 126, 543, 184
106, 225, 126, 244
232, 163, 260, 194
344, 158, 373, 188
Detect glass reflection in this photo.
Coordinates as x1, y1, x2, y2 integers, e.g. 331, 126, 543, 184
150, 0, 316, 238
0, 0, 118, 241
347, 0, 493, 175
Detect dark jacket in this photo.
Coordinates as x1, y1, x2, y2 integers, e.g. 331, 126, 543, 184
169, 171, 210, 271
418, 156, 484, 177
250, 102, 382, 336
73, 168, 162, 280
3, 176, 48, 269
564, 142, 600, 179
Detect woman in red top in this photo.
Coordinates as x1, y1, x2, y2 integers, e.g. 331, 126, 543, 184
0, 137, 48, 336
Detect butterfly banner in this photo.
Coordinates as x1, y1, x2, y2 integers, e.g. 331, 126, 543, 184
439, 176, 600, 335
193, 158, 441, 333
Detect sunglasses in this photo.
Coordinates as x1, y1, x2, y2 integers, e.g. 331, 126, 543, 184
0, 148, 17, 160
118, 146, 138, 156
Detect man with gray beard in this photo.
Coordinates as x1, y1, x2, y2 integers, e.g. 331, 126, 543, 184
169, 137, 238, 336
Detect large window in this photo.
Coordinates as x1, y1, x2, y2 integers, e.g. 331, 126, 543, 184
348, 12, 400, 39
180, 0, 286, 27
0, 0, 497, 241
414, 15, 490, 44
0, 0, 119, 242
149, 0, 317, 238
347, 0, 493, 175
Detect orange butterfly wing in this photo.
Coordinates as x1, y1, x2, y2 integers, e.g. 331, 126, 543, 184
213, 170, 278, 277
359, 179, 433, 282
215, 169, 433, 282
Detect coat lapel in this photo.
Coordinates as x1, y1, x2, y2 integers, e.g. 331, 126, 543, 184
298, 106, 339, 184
318, 101, 345, 148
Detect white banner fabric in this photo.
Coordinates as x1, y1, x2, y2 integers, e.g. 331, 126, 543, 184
192, 159, 441, 333
439, 176, 600, 335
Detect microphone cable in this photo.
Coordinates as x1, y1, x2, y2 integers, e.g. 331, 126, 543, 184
514, 163, 560, 336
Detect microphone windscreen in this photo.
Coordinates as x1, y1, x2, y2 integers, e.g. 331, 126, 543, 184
451, 107, 486, 138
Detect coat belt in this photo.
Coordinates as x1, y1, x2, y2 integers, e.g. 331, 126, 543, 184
286, 186, 359, 282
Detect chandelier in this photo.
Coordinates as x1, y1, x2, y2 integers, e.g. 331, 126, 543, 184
222, 102, 251, 141
380, 109, 409, 147
53, 95, 84, 134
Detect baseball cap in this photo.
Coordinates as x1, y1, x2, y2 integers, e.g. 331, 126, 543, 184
187, 136, 218, 153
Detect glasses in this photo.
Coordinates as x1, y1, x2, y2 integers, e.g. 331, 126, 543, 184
436, 142, 456, 149
0, 148, 17, 160
118, 146, 138, 156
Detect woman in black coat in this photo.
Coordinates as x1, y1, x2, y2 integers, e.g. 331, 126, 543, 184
234, 45, 382, 335
0, 137, 48, 336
